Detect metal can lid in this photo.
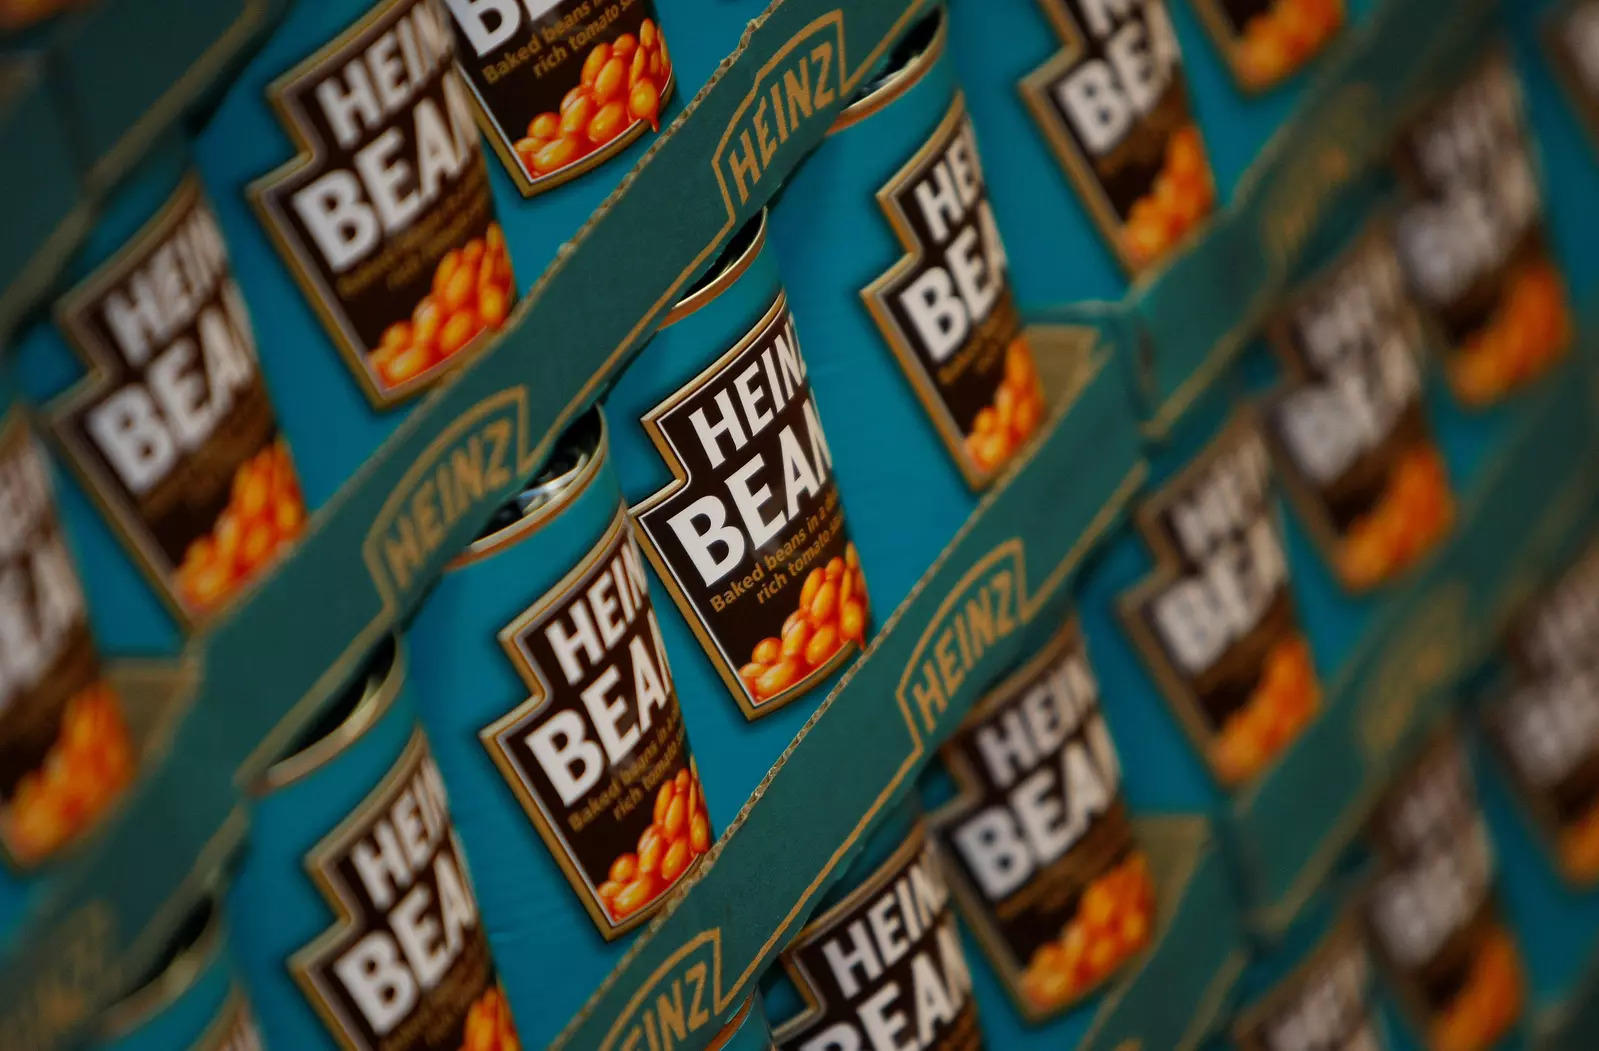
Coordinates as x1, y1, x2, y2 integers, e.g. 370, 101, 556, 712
95, 893, 223, 1040
831, 6, 946, 133
662, 210, 768, 328
257, 636, 405, 793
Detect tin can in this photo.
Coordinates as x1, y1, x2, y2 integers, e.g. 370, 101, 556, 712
603, 211, 871, 820
1359, 726, 1526, 1051
12, 138, 306, 655
943, 0, 1219, 306
89, 895, 264, 1051
194, 0, 517, 507
0, 365, 134, 913
768, 5, 1046, 612
708, 996, 778, 1051
228, 637, 520, 1051
762, 798, 985, 1051
922, 613, 1154, 1034
409, 408, 710, 1048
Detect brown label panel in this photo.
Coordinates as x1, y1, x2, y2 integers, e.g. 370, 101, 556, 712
1364, 734, 1523, 1051
1392, 53, 1570, 407
1119, 415, 1319, 787
634, 294, 869, 720
861, 96, 1044, 487
254, 0, 515, 406
1485, 545, 1599, 884
1233, 919, 1379, 1051
0, 415, 131, 868
53, 175, 305, 623
1020, 0, 1216, 274
444, 0, 674, 194
930, 620, 1152, 1020
1262, 223, 1454, 593
774, 826, 982, 1051
483, 507, 708, 938
291, 730, 514, 1051
1189, 0, 1345, 91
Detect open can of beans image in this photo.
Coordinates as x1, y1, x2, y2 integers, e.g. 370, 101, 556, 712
922, 614, 1155, 1029
88, 895, 264, 1051
762, 799, 985, 1051
228, 637, 520, 1051
0, 374, 134, 920
13, 140, 306, 656
1181, 0, 1347, 95
604, 212, 870, 820
1360, 726, 1526, 1051
769, 6, 1045, 612
409, 408, 710, 1049
944, 0, 1219, 307
195, 0, 517, 507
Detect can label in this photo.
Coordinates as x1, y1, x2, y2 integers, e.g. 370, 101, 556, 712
1189, 0, 1345, 91
1392, 53, 1570, 408
0, 415, 132, 867
198, 994, 265, 1051
254, 0, 516, 405
929, 620, 1153, 1019
291, 728, 517, 1051
1364, 734, 1523, 1051
51, 174, 305, 622
1019, 0, 1216, 274
1119, 415, 1319, 787
481, 507, 708, 937
633, 294, 869, 719
1484, 545, 1599, 884
1232, 918, 1380, 1051
1546, 1, 1599, 148
1262, 223, 1454, 593
443, 0, 674, 195
773, 826, 981, 1051
862, 96, 1044, 485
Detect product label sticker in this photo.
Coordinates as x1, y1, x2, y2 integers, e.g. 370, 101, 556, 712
482, 506, 708, 937
254, 0, 515, 406
1233, 917, 1380, 1051
443, 0, 673, 195
292, 729, 517, 1051
929, 619, 1153, 1020
1545, 1, 1599, 149
861, 95, 1044, 486
1188, 0, 1345, 91
633, 294, 869, 720
1392, 52, 1570, 407
0, 414, 132, 868
1484, 544, 1599, 884
53, 174, 305, 623
1262, 222, 1454, 593
1120, 414, 1319, 787
1020, 0, 1216, 274
774, 825, 982, 1051
1364, 733, 1523, 1051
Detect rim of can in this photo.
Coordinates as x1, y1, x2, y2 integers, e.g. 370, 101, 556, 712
95, 894, 223, 1040
705, 996, 758, 1051
449, 408, 608, 567
256, 636, 406, 794
830, 6, 946, 134
661, 210, 768, 328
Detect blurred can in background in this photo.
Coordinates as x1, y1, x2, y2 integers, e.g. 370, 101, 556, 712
770, 6, 1045, 612
12, 140, 305, 655
762, 799, 985, 1051
944, 0, 1219, 306
229, 637, 520, 1051
195, 0, 517, 507
410, 408, 710, 1049
88, 895, 263, 1051
605, 212, 870, 820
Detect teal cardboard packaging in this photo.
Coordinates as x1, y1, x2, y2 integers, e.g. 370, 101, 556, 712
762, 798, 986, 1051
409, 408, 713, 1049
194, 0, 517, 507
603, 212, 871, 824
13, 140, 306, 655
768, 6, 1046, 613
228, 637, 521, 1051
